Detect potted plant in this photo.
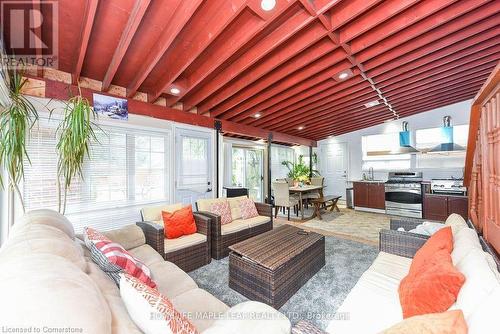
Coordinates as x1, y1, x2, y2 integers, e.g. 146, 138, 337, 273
281, 154, 320, 186
53, 86, 101, 214
0, 68, 39, 213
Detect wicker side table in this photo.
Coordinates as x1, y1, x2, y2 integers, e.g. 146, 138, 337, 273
229, 225, 325, 309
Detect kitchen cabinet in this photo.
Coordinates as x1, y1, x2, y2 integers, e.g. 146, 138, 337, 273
423, 194, 468, 221
353, 182, 385, 210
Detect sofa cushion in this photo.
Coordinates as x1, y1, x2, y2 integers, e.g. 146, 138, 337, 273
221, 220, 249, 235
12, 209, 75, 240
451, 227, 482, 264
171, 288, 230, 332
84, 227, 156, 288
142, 203, 183, 221
202, 301, 291, 334
197, 198, 226, 212
326, 252, 411, 334
227, 196, 248, 220
209, 201, 232, 225
0, 254, 111, 333
240, 198, 259, 219
466, 285, 500, 334
399, 250, 465, 318
120, 274, 198, 334
128, 244, 165, 267
445, 213, 468, 235
244, 215, 270, 228
453, 248, 500, 318
147, 261, 198, 299
86, 262, 143, 334
0, 223, 87, 272
380, 310, 467, 334
162, 206, 198, 239
103, 224, 146, 250
165, 233, 207, 253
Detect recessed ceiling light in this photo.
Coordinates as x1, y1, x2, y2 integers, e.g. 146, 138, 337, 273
338, 72, 349, 80
364, 100, 380, 108
298, 126, 304, 130
261, 0, 276, 11
254, 113, 261, 118
170, 87, 180, 95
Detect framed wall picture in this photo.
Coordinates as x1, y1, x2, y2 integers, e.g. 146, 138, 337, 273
93, 93, 128, 121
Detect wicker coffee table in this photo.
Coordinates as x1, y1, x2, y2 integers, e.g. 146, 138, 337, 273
228, 225, 325, 309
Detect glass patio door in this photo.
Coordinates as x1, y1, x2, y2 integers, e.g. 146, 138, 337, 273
231, 147, 264, 202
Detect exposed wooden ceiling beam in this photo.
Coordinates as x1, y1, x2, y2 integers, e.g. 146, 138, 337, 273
101, 0, 151, 91
126, 0, 204, 97
73, 0, 99, 84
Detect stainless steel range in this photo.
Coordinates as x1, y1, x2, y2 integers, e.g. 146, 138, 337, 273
431, 179, 467, 196
385, 172, 423, 218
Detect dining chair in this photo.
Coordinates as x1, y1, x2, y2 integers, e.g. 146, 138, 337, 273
272, 181, 299, 220
302, 176, 324, 208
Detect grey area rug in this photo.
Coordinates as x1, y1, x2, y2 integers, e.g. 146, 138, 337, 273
188, 236, 378, 330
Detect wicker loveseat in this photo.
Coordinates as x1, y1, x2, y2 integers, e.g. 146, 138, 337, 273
139, 203, 211, 272
196, 196, 273, 259
326, 214, 500, 334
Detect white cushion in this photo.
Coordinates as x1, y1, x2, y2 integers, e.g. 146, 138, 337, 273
165, 233, 207, 253
221, 220, 249, 235
103, 224, 146, 250
445, 213, 468, 235
408, 221, 445, 235
234, 215, 270, 228
202, 301, 291, 334
451, 227, 482, 264
172, 288, 230, 332
141, 203, 183, 222
454, 248, 500, 318
326, 252, 411, 334
466, 286, 500, 334
148, 261, 198, 300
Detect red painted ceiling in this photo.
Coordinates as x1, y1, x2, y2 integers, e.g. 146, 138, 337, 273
4, 0, 500, 140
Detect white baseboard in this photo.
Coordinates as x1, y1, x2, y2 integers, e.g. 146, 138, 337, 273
354, 207, 386, 214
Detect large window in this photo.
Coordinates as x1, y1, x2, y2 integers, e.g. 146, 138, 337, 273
361, 133, 411, 171
271, 145, 295, 179
23, 118, 170, 232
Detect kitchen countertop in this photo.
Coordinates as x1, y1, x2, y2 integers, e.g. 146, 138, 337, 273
424, 193, 468, 198
351, 180, 387, 183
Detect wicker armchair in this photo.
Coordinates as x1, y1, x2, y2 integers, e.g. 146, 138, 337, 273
197, 201, 273, 259
136, 211, 212, 272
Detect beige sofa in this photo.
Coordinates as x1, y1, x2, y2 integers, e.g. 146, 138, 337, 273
0, 210, 291, 334
326, 214, 500, 334
196, 196, 273, 259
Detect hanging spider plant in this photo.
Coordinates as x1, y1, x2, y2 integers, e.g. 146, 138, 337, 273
0, 68, 39, 213
54, 86, 100, 214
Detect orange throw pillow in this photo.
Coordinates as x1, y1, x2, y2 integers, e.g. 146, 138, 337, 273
410, 226, 453, 274
161, 206, 197, 239
381, 310, 467, 334
399, 250, 465, 318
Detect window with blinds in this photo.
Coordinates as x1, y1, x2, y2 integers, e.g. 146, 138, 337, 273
23, 118, 171, 233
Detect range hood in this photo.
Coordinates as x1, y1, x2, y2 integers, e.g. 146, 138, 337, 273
367, 121, 419, 156
428, 116, 465, 153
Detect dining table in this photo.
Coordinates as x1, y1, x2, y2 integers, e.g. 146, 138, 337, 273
289, 185, 324, 220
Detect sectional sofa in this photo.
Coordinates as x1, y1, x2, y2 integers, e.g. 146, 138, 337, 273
0, 210, 291, 334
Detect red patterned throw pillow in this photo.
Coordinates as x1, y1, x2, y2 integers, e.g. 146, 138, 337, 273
120, 273, 198, 334
239, 198, 259, 219
209, 201, 232, 225
84, 227, 156, 288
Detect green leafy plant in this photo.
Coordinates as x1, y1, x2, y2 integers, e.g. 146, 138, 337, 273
0, 69, 39, 213
281, 154, 320, 182
53, 86, 100, 214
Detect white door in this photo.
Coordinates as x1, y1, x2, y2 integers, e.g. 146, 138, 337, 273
321, 142, 348, 198
175, 128, 213, 206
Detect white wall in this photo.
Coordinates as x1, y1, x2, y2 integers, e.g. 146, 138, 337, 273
318, 100, 472, 182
